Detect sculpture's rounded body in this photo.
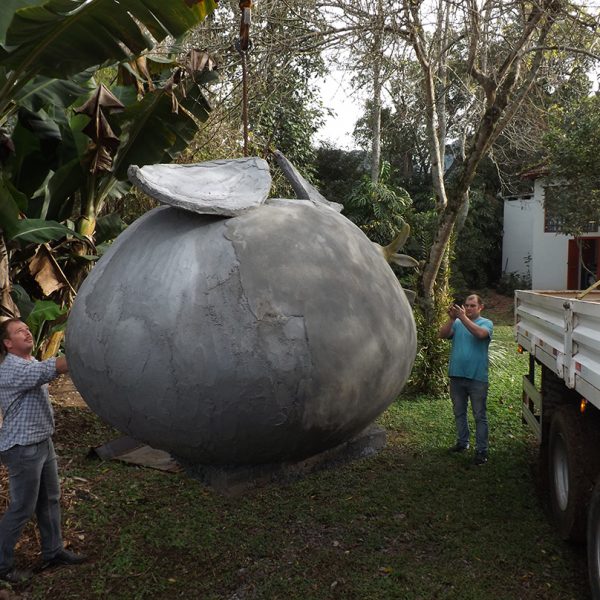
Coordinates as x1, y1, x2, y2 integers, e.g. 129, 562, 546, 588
67, 201, 416, 464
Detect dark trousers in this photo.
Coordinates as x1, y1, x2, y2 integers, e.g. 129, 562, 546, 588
449, 376, 489, 454
0, 438, 63, 572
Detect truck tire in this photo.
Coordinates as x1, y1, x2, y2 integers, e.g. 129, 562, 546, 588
588, 481, 600, 600
541, 365, 578, 438
538, 365, 569, 496
548, 404, 599, 541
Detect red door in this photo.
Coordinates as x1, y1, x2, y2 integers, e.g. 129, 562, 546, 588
567, 239, 579, 289
567, 238, 600, 289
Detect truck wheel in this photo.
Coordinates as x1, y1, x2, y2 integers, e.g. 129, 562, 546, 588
588, 481, 600, 600
548, 405, 598, 541
541, 365, 576, 436
537, 366, 569, 498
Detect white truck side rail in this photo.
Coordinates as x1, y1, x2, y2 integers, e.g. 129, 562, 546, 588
515, 290, 600, 437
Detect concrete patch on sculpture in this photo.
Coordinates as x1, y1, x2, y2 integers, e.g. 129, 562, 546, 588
67, 158, 417, 466
127, 157, 271, 217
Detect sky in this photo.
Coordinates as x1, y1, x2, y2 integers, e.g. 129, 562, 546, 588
314, 69, 363, 150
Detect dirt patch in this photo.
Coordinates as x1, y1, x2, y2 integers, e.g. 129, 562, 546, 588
480, 290, 514, 324
49, 374, 87, 408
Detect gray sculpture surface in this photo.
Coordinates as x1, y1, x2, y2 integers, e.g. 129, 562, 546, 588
67, 158, 417, 465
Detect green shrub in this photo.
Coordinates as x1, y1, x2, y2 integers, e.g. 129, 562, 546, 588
496, 271, 531, 296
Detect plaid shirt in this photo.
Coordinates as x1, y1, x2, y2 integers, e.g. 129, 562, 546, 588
0, 353, 58, 451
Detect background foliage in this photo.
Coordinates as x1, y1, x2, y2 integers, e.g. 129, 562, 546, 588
544, 95, 600, 236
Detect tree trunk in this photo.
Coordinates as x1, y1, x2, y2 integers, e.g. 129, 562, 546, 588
419, 203, 460, 301
370, 2, 384, 183
69, 215, 97, 292
435, 0, 449, 173
370, 59, 382, 183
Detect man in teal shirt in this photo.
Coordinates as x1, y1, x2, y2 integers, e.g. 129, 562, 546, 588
439, 294, 493, 465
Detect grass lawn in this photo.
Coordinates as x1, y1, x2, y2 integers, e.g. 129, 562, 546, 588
1, 320, 590, 599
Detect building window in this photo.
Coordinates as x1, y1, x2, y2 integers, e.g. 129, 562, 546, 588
544, 210, 597, 233
543, 182, 599, 234
544, 212, 564, 233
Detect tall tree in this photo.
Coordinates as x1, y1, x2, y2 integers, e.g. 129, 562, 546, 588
315, 0, 599, 391
396, 2, 598, 303
369, 0, 385, 183
325, 0, 597, 297
320, 0, 402, 183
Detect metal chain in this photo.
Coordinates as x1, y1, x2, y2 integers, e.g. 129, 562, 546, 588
236, 1, 253, 157
240, 51, 249, 157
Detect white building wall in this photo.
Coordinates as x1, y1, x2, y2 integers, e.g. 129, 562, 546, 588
502, 196, 534, 279
502, 179, 571, 290
530, 179, 570, 290
503, 178, 600, 290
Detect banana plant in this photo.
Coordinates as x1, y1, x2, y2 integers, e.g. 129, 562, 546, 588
0, 0, 217, 117
0, 0, 219, 330
0, 0, 218, 235
71, 49, 218, 239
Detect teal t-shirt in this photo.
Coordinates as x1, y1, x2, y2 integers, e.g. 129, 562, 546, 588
448, 317, 493, 383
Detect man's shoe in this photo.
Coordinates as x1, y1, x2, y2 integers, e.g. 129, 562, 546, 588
0, 567, 33, 584
41, 549, 87, 570
449, 443, 469, 453
474, 452, 488, 465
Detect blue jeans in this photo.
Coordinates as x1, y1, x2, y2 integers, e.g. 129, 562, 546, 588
449, 377, 489, 454
0, 438, 63, 572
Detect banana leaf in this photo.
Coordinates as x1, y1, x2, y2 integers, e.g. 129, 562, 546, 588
112, 79, 213, 180
6, 218, 82, 244
9, 109, 62, 198
25, 299, 67, 350
0, 176, 81, 243
10, 283, 35, 318
0, 0, 45, 45
1, 0, 219, 80
95, 213, 127, 244
0, 176, 27, 232
14, 68, 96, 117
34, 158, 85, 221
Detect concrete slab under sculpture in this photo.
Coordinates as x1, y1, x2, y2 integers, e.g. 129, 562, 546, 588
181, 425, 387, 497
67, 156, 417, 467
127, 157, 271, 217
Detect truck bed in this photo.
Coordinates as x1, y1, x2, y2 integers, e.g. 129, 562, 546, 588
515, 289, 600, 410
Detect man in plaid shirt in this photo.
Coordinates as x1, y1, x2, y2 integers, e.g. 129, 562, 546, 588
0, 318, 86, 583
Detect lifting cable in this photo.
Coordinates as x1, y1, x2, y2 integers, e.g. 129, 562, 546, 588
236, 1, 253, 157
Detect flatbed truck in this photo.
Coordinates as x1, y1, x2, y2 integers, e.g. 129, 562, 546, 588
516, 289, 600, 598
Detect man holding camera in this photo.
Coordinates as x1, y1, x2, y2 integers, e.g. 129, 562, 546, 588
438, 294, 493, 466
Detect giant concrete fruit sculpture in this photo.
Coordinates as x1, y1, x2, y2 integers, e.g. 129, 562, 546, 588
67, 156, 417, 465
